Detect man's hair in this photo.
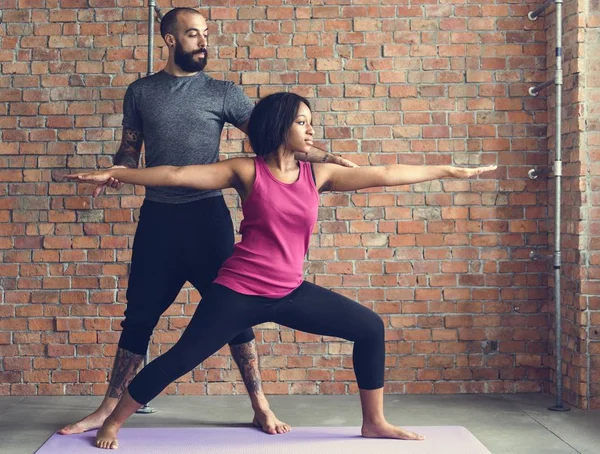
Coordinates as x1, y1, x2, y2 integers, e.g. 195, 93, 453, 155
160, 7, 201, 39
247, 92, 312, 157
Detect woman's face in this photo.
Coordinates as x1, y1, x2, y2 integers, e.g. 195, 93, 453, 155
285, 102, 314, 153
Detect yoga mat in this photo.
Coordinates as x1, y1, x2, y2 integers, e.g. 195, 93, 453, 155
37, 426, 491, 453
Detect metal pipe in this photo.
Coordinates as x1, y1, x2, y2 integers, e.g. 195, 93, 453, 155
529, 79, 554, 96
154, 4, 164, 22
548, 0, 569, 412
135, 348, 156, 414
528, 0, 555, 21
136, 0, 158, 415
147, 0, 155, 77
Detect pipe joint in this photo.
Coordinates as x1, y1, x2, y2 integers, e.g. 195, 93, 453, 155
553, 252, 561, 268
553, 161, 562, 177
555, 70, 563, 85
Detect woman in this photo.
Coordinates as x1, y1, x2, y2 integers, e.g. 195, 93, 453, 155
67, 92, 496, 449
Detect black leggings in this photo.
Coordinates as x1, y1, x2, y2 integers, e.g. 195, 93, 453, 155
118, 196, 255, 356
128, 282, 385, 404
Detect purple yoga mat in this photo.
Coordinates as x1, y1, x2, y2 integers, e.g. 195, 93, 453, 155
37, 426, 491, 453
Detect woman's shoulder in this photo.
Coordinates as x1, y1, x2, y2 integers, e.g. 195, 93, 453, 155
226, 156, 257, 168
225, 156, 257, 181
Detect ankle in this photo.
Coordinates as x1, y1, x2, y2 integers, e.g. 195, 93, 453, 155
251, 395, 271, 412
98, 398, 119, 415
362, 415, 386, 427
102, 415, 122, 429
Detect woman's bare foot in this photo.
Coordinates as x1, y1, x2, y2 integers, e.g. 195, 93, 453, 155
95, 420, 121, 450
362, 420, 425, 441
252, 407, 291, 434
58, 408, 113, 435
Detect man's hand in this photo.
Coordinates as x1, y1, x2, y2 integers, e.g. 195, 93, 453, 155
296, 145, 359, 168
91, 165, 126, 197
321, 153, 358, 168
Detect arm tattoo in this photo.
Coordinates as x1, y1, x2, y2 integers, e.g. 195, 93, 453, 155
107, 348, 144, 399
113, 127, 143, 169
230, 340, 263, 395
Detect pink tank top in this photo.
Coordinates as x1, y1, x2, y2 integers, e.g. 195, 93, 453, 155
214, 157, 319, 298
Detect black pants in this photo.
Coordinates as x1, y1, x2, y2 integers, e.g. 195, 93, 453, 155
128, 282, 385, 405
118, 196, 255, 356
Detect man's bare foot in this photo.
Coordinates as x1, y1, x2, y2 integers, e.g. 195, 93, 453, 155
362, 421, 425, 441
252, 407, 291, 435
59, 408, 113, 435
95, 420, 121, 450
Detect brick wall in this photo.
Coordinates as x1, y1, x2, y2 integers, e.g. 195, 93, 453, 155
1, 1, 552, 398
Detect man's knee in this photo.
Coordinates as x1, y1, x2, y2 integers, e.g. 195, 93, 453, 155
227, 328, 255, 347
118, 320, 155, 356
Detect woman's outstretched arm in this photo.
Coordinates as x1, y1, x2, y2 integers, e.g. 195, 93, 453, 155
315, 163, 497, 192
65, 158, 250, 192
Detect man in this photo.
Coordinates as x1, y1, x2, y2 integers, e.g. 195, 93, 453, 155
59, 7, 354, 436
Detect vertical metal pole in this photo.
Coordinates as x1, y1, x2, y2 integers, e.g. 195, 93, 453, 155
148, 0, 155, 77
549, 0, 569, 412
136, 0, 157, 415
136, 349, 156, 413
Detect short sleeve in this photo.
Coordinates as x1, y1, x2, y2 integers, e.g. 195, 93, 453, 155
222, 82, 254, 127
121, 85, 142, 131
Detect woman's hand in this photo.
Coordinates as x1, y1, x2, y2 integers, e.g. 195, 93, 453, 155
449, 165, 497, 179
64, 169, 115, 185
65, 166, 126, 196
93, 165, 126, 197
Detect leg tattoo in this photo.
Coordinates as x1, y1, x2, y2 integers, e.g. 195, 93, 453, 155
107, 348, 144, 399
230, 340, 262, 395
231, 340, 291, 434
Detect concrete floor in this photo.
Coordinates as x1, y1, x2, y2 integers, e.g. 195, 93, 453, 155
0, 393, 598, 454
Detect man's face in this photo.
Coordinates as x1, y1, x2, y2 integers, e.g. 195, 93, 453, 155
171, 12, 208, 72
174, 39, 207, 72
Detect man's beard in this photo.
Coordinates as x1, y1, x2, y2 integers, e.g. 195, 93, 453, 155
174, 41, 207, 72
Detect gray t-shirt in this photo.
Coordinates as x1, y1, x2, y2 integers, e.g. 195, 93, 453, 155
122, 70, 254, 203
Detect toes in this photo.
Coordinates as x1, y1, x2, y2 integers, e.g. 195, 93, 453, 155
264, 425, 277, 435
58, 425, 75, 435
405, 431, 424, 441
95, 439, 119, 450
275, 423, 291, 434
